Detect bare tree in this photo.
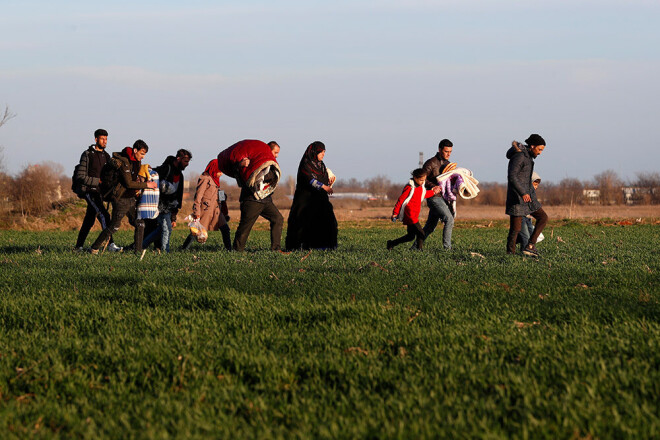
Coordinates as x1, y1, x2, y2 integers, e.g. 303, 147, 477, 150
593, 169, 623, 205
634, 172, 660, 204
12, 161, 65, 216
0, 105, 15, 129
0, 105, 16, 174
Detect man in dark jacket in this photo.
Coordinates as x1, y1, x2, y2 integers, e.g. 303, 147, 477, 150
505, 134, 548, 256
89, 140, 157, 255
233, 141, 284, 251
418, 139, 455, 249
142, 148, 191, 252
73, 129, 122, 252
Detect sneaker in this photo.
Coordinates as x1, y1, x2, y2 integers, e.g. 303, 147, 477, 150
522, 244, 540, 257
89, 248, 99, 255
72, 246, 84, 253
107, 243, 123, 253
387, 240, 394, 250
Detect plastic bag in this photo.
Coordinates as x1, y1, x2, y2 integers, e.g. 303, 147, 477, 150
185, 215, 208, 243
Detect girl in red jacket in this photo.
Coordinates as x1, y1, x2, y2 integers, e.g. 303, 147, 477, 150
388, 168, 440, 250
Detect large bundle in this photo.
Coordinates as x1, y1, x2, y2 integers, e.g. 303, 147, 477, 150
436, 166, 480, 199
217, 140, 281, 200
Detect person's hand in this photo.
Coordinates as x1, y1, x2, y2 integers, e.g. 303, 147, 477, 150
171, 221, 177, 228
522, 194, 531, 203
432, 186, 441, 194
322, 185, 333, 195
391, 214, 397, 222
147, 181, 157, 189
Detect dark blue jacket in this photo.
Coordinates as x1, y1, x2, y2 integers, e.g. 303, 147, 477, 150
506, 141, 541, 216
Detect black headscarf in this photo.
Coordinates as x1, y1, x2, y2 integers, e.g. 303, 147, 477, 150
297, 141, 329, 186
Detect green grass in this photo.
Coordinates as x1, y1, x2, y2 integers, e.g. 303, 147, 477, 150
0, 223, 659, 438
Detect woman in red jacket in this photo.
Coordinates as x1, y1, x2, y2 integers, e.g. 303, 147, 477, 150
388, 168, 440, 250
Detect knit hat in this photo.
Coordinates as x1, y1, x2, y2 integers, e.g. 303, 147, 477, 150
532, 172, 541, 183
525, 134, 545, 146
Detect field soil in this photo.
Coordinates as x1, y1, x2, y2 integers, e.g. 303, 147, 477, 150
3, 201, 659, 231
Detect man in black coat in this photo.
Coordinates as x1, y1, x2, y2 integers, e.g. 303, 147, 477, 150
142, 148, 192, 252
73, 128, 121, 252
505, 134, 548, 256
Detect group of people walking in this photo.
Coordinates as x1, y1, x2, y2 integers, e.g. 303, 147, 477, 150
72, 129, 548, 256
386, 134, 548, 256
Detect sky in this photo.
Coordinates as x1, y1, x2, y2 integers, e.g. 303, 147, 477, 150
1, 0, 659, 185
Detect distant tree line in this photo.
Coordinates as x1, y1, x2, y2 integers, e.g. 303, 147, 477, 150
0, 100, 657, 226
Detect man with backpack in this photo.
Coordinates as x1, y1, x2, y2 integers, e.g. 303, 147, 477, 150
72, 128, 122, 252
89, 140, 157, 255
142, 148, 192, 252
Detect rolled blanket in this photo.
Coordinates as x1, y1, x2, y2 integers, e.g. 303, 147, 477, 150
137, 169, 160, 220
217, 140, 281, 200
436, 167, 480, 200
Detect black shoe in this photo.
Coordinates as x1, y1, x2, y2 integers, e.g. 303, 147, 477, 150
386, 240, 394, 250
522, 244, 540, 257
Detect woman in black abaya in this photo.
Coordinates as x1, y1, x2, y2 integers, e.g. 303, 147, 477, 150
285, 141, 338, 250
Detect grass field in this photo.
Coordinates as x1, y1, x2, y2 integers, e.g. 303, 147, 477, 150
1, 223, 659, 438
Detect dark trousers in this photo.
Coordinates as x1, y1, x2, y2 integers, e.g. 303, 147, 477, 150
76, 192, 113, 247
507, 207, 548, 254
390, 222, 426, 249
91, 197, 145, 252
182, 224, 232, 251
233, 198, 283, 251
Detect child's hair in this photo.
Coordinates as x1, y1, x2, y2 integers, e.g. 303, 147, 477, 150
411, 168, 427, 179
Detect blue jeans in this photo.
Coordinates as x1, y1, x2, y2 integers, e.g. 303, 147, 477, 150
422, 196, 454, 249
143, 212, 173, 252
519, 217, 534, 249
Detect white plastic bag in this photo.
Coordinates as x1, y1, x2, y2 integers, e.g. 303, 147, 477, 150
185, 215, 208, 243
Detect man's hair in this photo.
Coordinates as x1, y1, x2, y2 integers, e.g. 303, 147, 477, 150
176, 148, 192, 159
412, 168, 427, 179
94, 129, 108, 138
438, 139, 453, 150
133, 139, 149, 152
268, 141, 280, 150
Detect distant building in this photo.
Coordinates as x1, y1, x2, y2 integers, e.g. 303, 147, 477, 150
621, 187, 652, 205
583, 189, 600, 205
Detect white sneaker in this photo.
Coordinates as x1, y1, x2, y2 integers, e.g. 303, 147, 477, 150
107, 243, 123, 252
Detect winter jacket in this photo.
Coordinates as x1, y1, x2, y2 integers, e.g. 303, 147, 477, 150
422, 153, 451, 194
506, 141, 541, 216
392, 181, 436, 225
192, 173, 229, 231
74, 145, 111, 194
155, 156, 185, 222
109, 148, 150, 201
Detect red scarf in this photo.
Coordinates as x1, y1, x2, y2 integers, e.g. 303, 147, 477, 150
123, 147, 137, 162
204, 159, 220, 186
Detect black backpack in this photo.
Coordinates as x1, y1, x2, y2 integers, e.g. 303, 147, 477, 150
71, 163, 85, 198
99, 159, 122, 202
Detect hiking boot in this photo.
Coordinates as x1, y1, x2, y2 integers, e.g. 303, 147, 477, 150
522, 244, 540, 257
107, 243, 123, 253
73, 246, 84, 253
387, 240, 394, 250
89, 248, 99, 255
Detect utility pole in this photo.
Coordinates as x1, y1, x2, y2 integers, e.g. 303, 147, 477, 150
419, 152, 424, 168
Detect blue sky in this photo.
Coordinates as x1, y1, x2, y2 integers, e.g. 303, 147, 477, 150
1, 0, 659, 184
